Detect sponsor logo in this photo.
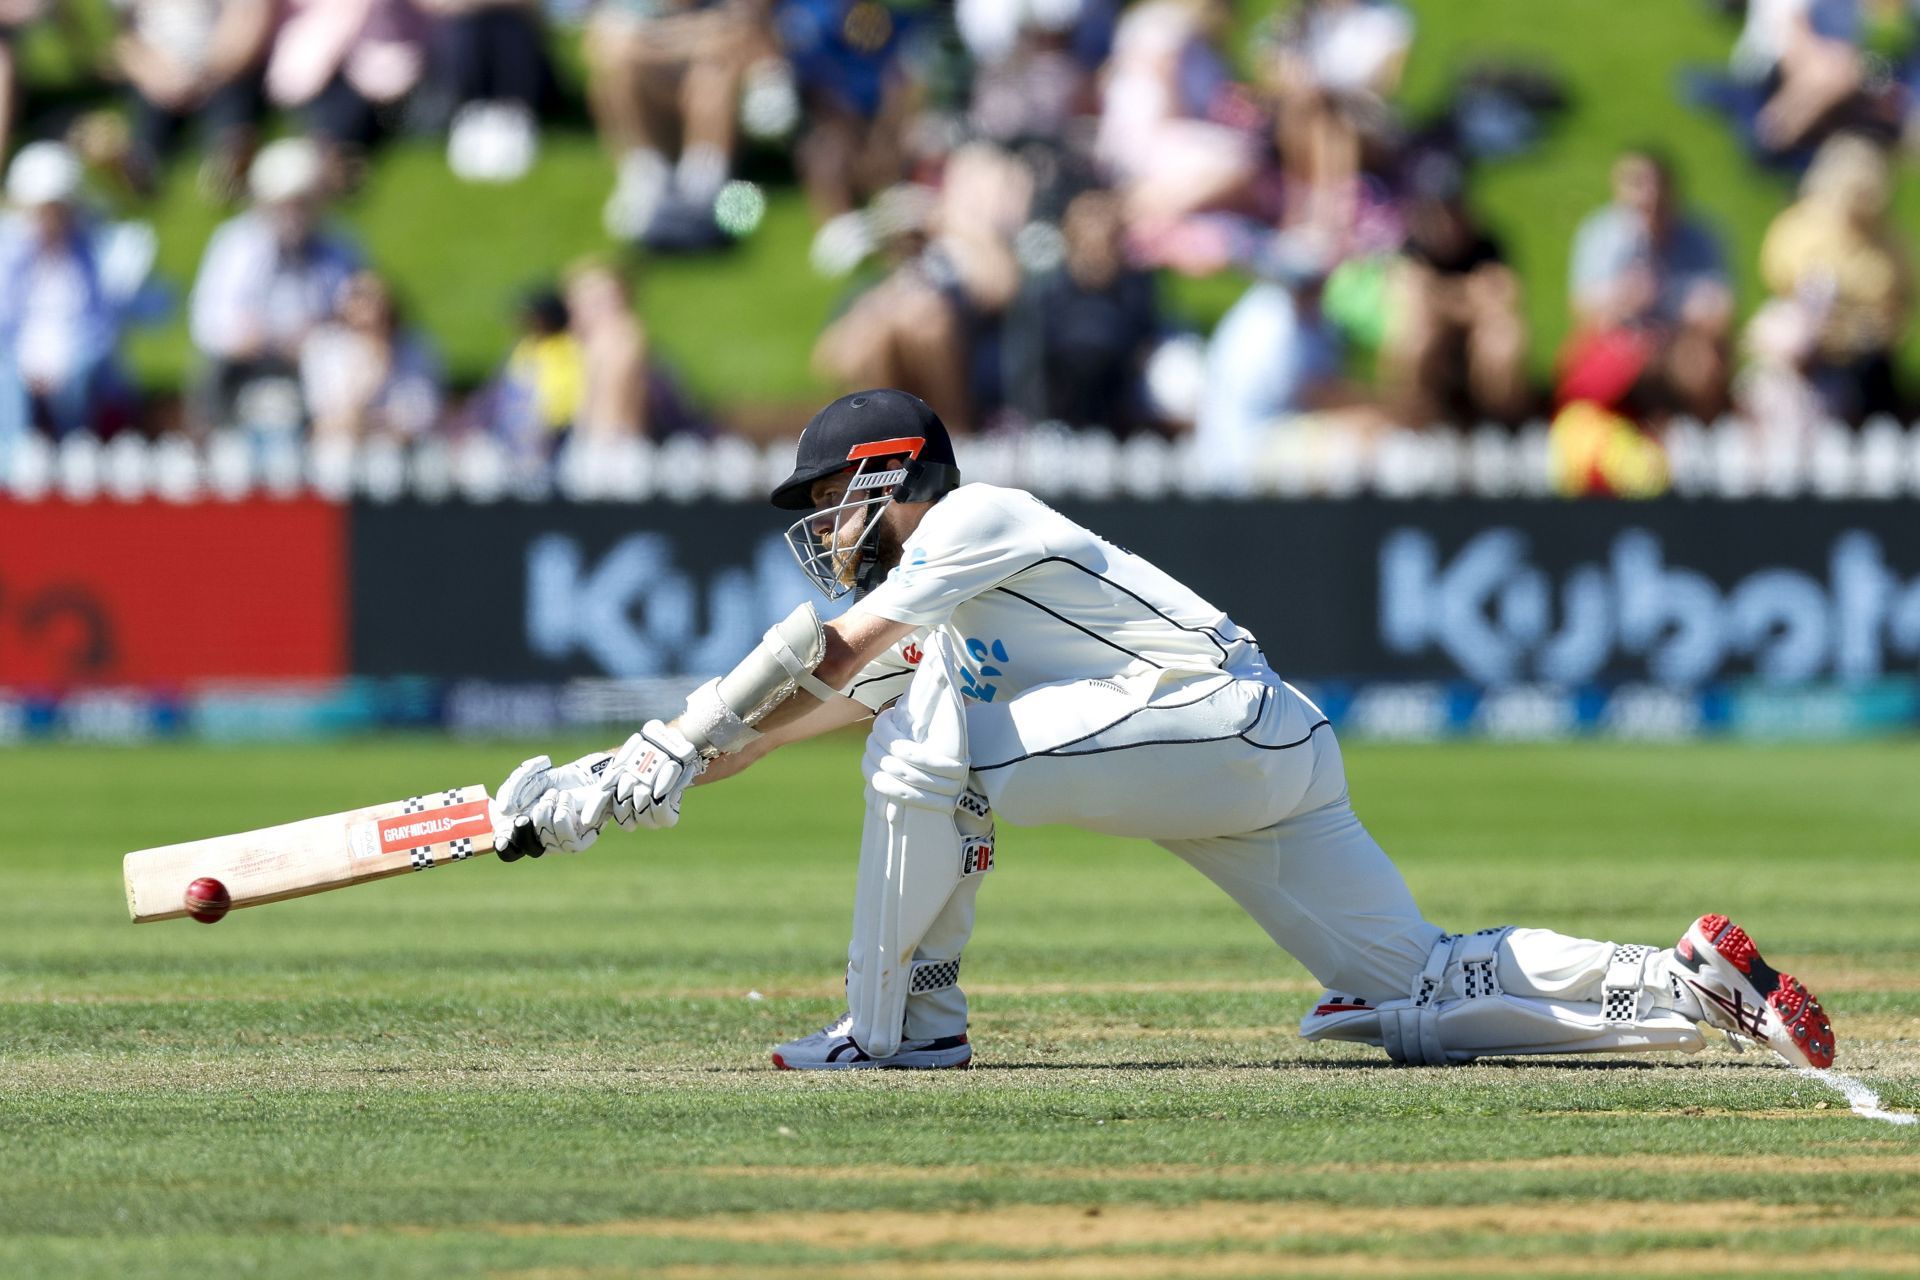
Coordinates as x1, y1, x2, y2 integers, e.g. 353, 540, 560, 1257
378, 799, 492, 855
527, 533, 844, 678
961, 837, 995, 876
1688, 979, 1771, 1039
901, 641, 922, 665
348, 821, 380, 862
959, 636, 1010, 703
1312, 999, 1373, 1017
1381, 528, 1920, 686
893, 547, 930, 587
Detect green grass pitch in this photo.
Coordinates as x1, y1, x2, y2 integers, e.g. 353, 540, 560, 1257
3, 734, 1918, 1278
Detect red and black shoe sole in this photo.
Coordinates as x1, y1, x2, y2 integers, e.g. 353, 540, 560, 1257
1680, 913, 1836, 1069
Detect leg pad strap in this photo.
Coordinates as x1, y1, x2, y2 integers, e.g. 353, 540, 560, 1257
1602, 944, 1657, 1024
910, 957, 961, 994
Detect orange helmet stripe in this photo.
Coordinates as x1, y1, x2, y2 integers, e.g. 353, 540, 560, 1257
846, 436, 926, 461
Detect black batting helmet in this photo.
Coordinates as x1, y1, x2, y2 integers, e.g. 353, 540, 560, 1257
770, 389, 961, 510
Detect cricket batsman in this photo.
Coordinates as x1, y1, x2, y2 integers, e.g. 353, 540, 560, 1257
491, 389, 1835, 1072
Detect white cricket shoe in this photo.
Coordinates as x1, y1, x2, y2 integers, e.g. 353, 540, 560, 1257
771, 1012, 972, 1070
1671, 913, 1835, 1068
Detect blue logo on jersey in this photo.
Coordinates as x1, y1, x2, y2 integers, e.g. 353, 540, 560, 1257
959, 637, 1010, 703
894, 546, 930, 586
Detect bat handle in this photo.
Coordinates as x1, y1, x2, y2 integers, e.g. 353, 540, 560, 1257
498, 820, 545, 862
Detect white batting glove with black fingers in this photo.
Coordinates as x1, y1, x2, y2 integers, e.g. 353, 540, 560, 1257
523, 783, 616, 855
492, 750, 614, 859
608, 720, 705, 831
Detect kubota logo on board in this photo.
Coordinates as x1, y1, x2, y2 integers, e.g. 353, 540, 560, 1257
1380, 528, 1920, 686
525, 532, 840, 677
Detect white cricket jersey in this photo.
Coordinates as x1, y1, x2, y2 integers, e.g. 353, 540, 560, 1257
842, 484, 1265, 711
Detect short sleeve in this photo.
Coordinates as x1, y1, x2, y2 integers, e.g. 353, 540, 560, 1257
1568, 211, 1617, 304
1674, 219, 1728, 286
842, 631, 929, 712
853, 487, 1047, 628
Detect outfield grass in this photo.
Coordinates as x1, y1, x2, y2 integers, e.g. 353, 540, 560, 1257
2, 735, 1917, 1278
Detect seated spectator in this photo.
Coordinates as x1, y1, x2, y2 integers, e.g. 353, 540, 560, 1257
961, 0, 1110, 145
781, 0, 921, 237
1095, 0, 1260, 226
299, 270, 443, 442
113, 0, 273, 198
1560, 149, 1733, 422
813, 144, 1031, 432
1733, 0, 1866, 153
458, 286, 580, 456
265, 0, 429, 159
1379, 155, 1528, 425
0, 143, 131, 443
1264, 0, 1415, 235
1003, 188, 1162, 432
0, 2, 51, 167
421, 0, 551, 183
564, 260, 649, 440
1195, 236, 1363, 490
471, 269, 705, 448
1750, 132, 1911, 424
495, 286, 584, 455
188, 138, 360, 434
588, 1, 769, 240
812, 217, 971, 429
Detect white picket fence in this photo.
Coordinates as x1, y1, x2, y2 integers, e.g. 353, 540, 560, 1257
5, 417, 1920, 503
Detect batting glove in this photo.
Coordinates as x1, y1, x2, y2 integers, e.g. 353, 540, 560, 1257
492, 749, 614, 858
524, 784, 616, 856
609, 720, 705, 831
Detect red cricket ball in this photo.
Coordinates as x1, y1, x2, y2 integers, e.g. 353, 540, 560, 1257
184, 876, 231, 924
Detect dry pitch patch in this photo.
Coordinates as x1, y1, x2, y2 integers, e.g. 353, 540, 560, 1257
2, 738, 1918, 1278
411, 1198, 1914, 1278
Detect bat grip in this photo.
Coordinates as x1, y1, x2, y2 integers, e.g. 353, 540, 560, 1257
498, 820, 545, 862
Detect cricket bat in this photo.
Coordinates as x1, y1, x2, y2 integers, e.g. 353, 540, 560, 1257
122, 785, 538, 923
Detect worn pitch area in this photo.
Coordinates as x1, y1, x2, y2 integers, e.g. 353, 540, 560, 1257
3, 738, 1916, 1278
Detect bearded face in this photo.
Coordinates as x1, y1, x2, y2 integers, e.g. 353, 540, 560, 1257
786, 461, 916, 600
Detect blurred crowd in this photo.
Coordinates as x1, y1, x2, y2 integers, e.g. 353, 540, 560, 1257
0, 0, 1916, 498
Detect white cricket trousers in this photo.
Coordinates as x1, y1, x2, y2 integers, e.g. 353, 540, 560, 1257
964, 671, 1627, 1007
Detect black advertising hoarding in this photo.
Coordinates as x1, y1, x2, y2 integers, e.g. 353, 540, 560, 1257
350, 499, 1920, 688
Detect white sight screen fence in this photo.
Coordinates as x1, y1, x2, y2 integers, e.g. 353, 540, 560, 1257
6, 418, 1920, 505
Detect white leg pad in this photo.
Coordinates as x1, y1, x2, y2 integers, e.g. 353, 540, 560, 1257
847, 633, 980, 1059
1301, 930, 1707, 1063
901, 787, 994, 1042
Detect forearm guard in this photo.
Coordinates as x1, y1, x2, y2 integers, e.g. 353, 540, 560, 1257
680, 602, 843, 755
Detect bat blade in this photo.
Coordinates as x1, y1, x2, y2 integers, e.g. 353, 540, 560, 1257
123, 784, 497, 923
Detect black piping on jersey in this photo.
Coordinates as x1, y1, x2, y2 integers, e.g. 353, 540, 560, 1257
992, 556, 1238, 663
995, 586, 1164, 670
970, 675, 1326, 772
1237, 684, 1332, 751
853, 553, 1254, 739
846, 666, 912, 700
971, 675, 1236, 771
1041, 718, 1328, 762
